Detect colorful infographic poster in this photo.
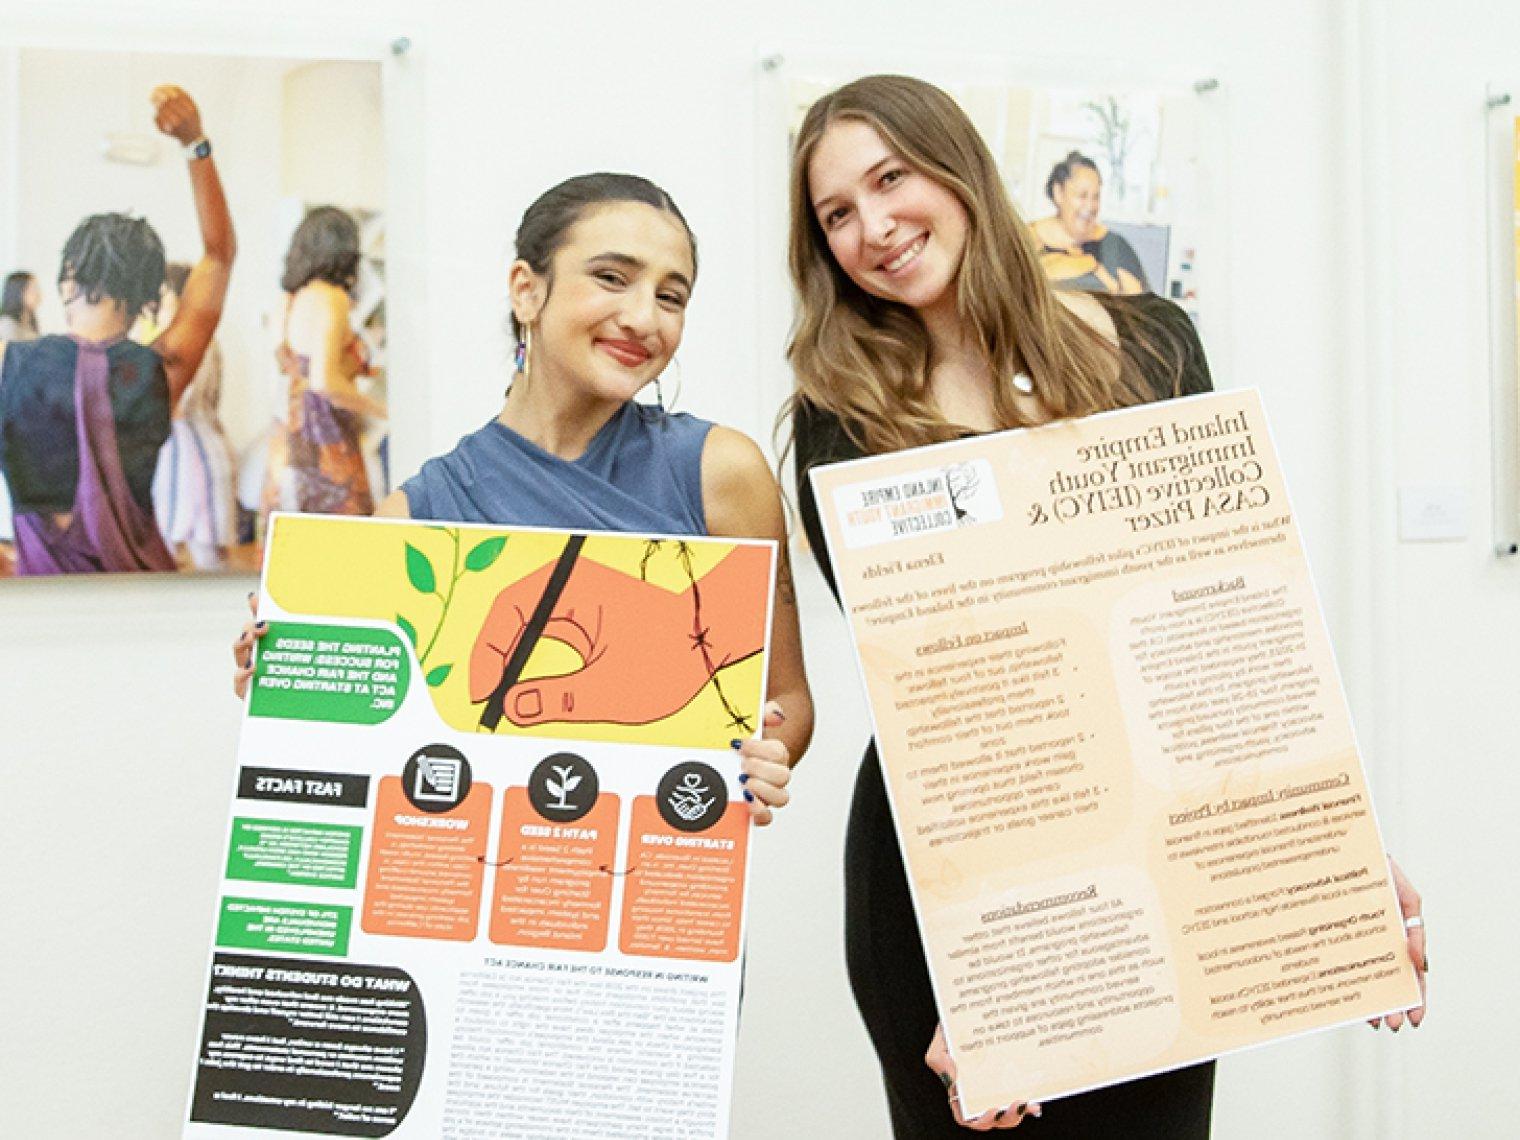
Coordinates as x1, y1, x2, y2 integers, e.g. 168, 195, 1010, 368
808, 390, 1421, 1114
184, 515, 775, 1138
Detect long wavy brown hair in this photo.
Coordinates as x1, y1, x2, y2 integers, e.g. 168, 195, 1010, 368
785, 74, 1175, 455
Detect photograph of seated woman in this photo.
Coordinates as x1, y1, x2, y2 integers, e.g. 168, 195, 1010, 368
0, 272, 42, 342
1032, 151, 1148, 295
260, 206, 384, 528
787, 73, 1425, 1135
237, 172, 812, 825
0, 85, 234, 576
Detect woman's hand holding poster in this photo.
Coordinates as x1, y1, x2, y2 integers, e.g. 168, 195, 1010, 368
808, 389, 1420, 1116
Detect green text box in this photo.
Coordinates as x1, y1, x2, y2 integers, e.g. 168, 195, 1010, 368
216, 897, 353, 957
225, 818, 362, 889
250, 622, 410, 726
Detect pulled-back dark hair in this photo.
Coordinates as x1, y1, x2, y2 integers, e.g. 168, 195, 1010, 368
1, 271, 35, 321
58, 214, 166, 318
511, 172, 697, 338
1044, 150, 1101, 202
281, 206, 361, 295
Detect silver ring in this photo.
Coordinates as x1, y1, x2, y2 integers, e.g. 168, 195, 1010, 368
1404, 915, 1425, 930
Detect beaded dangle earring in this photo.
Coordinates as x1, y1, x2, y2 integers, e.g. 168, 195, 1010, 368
515, 323, 533, 384
508, 322, 533, 397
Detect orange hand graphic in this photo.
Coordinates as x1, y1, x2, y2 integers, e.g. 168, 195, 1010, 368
469, 546, 770, 728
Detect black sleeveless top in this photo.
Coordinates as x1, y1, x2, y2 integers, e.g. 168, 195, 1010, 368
0, 336, 170, 514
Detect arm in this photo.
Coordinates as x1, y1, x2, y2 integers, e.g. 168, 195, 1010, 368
374, 489, 411, 518
149, 86, 236, 411
703, 426, 815, 822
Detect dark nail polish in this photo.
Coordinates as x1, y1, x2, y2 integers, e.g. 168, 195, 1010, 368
255, 621, 268, 632
247, 591, 255, 602
738, 773, 749, 784
729, 738, 743, 749
743, 790, 754, 802
937, 1071, 952, 1090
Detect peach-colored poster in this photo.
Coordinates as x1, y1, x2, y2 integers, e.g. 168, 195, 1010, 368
809, 389, 1421, 1114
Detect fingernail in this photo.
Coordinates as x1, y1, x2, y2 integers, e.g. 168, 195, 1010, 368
994, 1110, 1005, 1122
255, 621, 268, 632
247, 591, 255, 602
738, 773, 749, 784
768, 702, 787, 722
743, 790, 754, 802
730, 738, 743, 749
937, 1071, 952, 1090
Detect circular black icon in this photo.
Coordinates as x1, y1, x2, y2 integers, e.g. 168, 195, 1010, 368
401, 744, 472, 813
656, 761, 728, 833
527, 752, 600, 823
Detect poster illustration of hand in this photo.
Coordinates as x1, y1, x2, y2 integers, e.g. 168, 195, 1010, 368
184, 514, 775, 1138
808, 389, 1421, 1115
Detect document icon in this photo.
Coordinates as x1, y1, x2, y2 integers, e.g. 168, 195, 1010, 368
413, 754, 462, 804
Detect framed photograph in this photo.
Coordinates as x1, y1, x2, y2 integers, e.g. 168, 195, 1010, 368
0, 45, 388, 577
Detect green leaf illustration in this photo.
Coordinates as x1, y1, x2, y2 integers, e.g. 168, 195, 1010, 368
426, 663, 453, 687
396, 614, 418, 648
465, 535, 508, 572
405, 543, 436, 594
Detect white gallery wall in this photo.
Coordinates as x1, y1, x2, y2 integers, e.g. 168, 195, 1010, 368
0, 0, 1510, 1136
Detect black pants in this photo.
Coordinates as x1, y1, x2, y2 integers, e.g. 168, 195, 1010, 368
844, 750, 1215, 1139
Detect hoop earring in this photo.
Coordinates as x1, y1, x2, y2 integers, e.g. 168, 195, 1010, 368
657, 355, 682, 411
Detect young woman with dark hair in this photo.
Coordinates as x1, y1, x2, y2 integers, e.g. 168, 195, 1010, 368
0, 271, 41, 341
0, 86, 235, 575
786, 74, 1426, 1135
238, 172, 813, 820
261, 205, 381, 525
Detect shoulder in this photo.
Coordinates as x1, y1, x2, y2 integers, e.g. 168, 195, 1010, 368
792, 398, 861, 466
1098, 292, 1212, 398
1053, 288, 1119, 346
290, 281, 350, 322
700, 425, 783, 540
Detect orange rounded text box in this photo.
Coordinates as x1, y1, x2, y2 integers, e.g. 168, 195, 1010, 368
488, 787, 620, 952
618, 798, 748, 963
362, 776, 491, 941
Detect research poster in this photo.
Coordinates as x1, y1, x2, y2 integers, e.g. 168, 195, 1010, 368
808, 389, 1421, 1113
184, 514, 775, 1138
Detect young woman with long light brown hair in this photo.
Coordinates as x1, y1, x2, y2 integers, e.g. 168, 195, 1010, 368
786, 74, 1427, 1136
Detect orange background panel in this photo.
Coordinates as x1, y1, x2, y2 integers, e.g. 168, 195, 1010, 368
618, 797, 748, 963
489, 787, 620, 952
361, 775, 491, 941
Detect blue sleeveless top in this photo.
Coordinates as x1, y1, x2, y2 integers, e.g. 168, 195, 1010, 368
401, 402, 713, 535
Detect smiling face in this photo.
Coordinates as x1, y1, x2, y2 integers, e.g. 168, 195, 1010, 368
513, 201, 694, 407
1052, 166, 1102, 242
807, 118, 970, 316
